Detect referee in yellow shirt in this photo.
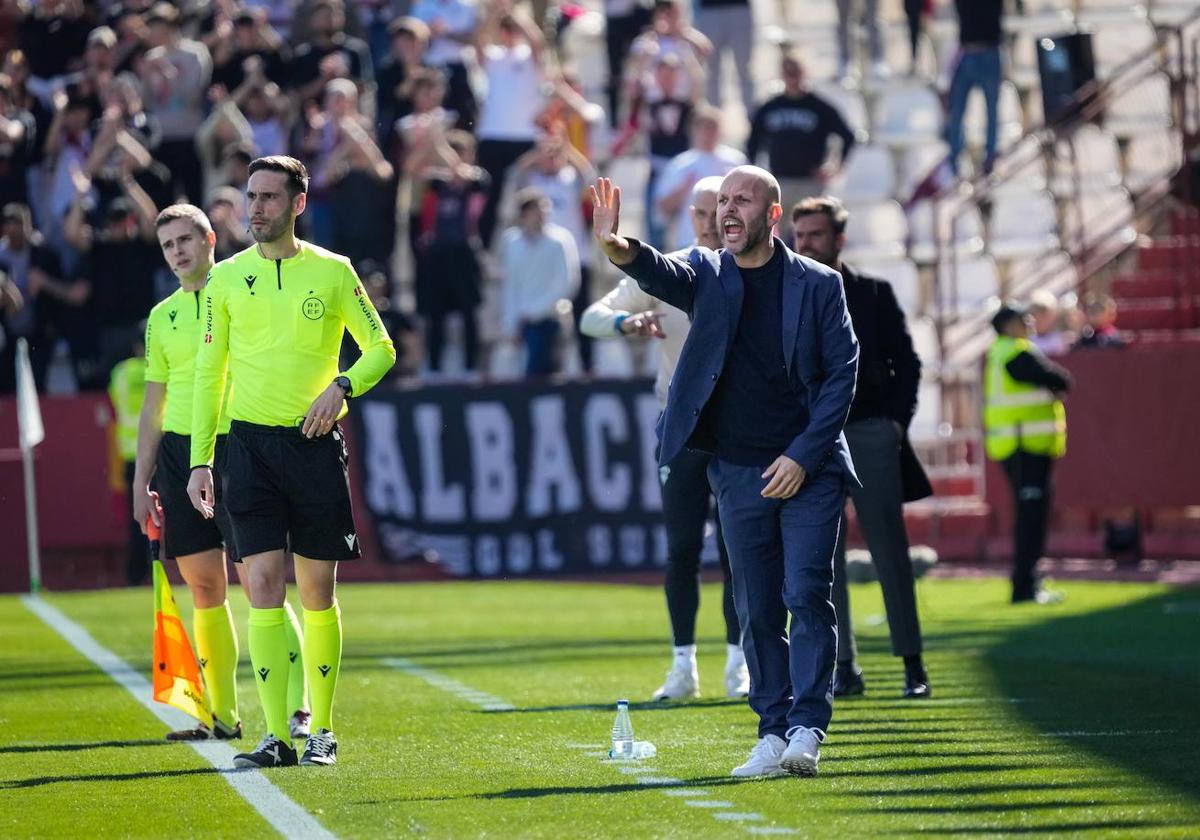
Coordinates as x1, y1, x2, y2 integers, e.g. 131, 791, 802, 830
187, 156, 395, 768
135, 203, 312, 744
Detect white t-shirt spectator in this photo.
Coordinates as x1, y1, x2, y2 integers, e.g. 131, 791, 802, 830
143, 39, 213, 140
654, 145, 746, 251
499, 222, 580, 335
411, 0, 478, 67
476, 43, 543, 142
523, 166, 591, 262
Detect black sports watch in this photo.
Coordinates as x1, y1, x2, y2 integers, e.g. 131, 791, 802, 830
334, 375, 353, 398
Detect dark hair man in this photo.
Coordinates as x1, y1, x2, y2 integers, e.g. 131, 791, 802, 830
186, 155, 395, 768
792, 196, 932, 700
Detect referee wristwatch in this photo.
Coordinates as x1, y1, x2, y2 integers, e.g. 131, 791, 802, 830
334, 375, 353, 398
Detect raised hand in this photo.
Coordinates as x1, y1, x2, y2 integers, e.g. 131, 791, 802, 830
589, 177, 636, 265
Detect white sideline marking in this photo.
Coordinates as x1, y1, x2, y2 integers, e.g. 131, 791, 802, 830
616, 766, 658, 775
565, 743, 605, 749
22, 595, 334, 840
637, 776, 683, 785
662, 788, 711, 797
714, 812, 764, 822
684, 800, 734, 809
383, 657, 515, 711
1039, 729, 1179, 737
746, 827, 800, 835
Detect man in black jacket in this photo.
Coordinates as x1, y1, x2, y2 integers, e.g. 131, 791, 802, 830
792, 196, 932, 699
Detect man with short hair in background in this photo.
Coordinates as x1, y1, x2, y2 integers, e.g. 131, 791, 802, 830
499, 186, 580, 377
792, 196, 932, 700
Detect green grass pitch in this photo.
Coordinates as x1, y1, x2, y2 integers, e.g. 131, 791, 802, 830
1, 577, 1198, 838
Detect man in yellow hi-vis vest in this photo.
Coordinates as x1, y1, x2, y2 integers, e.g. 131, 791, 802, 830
984, 304, 1072, 603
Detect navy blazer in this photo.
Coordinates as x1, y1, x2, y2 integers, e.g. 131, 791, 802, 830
621, 237, 860, 484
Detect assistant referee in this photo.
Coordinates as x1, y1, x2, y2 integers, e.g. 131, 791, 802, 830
187, 156, 395, 768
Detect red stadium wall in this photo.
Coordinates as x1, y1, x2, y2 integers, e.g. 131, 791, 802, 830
985, 338, 1200, 560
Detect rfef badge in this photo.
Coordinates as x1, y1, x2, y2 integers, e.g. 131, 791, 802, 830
302, 297, 325, 320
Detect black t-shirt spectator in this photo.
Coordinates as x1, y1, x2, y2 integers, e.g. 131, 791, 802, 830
375, 56, 418, 145
82, 237, 161, 329
213, 46, 292, 91
747, 92, 856, 178
646, 95, 693, 160
0, 108, 37, 206
956, 0, 1003, 46
291, 34, 374, 91
20, 12, 93, 78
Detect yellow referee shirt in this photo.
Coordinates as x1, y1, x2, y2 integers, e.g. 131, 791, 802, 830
190, 241, 396, 467
144, 286, 232, 436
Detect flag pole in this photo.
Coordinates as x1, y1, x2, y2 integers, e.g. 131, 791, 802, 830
22, 439, 40, 594
15, 338, 44, 594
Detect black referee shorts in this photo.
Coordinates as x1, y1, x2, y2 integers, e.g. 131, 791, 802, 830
157, 432, 238, 561
223, 420, 361, 562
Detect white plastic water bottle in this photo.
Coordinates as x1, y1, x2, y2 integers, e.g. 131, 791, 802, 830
610, 700, 634, 758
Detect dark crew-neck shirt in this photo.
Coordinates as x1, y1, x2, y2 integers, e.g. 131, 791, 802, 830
691, 245, 807, 466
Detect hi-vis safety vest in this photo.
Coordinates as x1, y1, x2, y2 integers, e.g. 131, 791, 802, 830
983, 336, 1066, 461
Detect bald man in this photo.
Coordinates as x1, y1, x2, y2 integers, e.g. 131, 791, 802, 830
592, 167, 859, 779
582, 177, 748, 703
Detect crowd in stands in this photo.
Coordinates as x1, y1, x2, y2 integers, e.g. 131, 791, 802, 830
0, 0, 1150, 395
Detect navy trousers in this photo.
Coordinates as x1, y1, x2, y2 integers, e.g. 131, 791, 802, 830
708, 458, 845, 738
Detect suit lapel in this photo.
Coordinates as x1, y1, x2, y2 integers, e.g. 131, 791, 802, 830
781, 244, 806, 377
719, 249, 744, 341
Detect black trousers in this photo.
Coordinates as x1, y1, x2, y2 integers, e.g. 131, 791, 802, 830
905, 0, 923, 61
1001, 451, 1055, 599
124, 461, 151, 585
572, 265, 594, 373
832, 417, 922, 663
661, 447, 739, 648
477, 138, 536, 248
155, 139, 205, 205
605, 8, 651, 127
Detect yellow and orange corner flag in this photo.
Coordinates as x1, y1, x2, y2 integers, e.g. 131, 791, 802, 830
148, 501, 212, 728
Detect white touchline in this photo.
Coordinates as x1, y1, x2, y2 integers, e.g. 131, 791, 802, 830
22, 595, 334, 840
684, 800, 735, 809
1039, 729, 1179, 737
382, 657, 515, 711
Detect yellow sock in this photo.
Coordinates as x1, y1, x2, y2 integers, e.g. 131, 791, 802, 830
193, 602, 239, 728
247, 607, 291, 738
282, 601, 308, 716
303, 603, 342, 732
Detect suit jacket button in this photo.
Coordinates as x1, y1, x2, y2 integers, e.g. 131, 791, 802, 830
692, 408, 699, 416
710, 373, 717, 381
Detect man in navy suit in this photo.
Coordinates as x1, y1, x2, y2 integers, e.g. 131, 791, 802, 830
591, 169, 858, 778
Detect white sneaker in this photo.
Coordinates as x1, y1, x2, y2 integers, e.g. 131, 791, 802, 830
652, 660, 700, 701
780, 726, 822, 777
725, 659, 750, 698
731, 734, 787, 778
288, 709, 311, 740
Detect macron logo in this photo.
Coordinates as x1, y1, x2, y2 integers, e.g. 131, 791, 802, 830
244, 275, 257, 290
344, 533, 357, 550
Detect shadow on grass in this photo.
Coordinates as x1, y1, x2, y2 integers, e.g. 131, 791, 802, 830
912, 820, 1173, 835
354, 775, 758, 805
0, 739, 171, 754
982, 588, 1200, 805
1, 766, 234, 789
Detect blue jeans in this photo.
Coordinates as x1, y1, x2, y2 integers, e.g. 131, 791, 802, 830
522, 319, 561, 377
708, 458, 845, 738
945, 47, 1003, 174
